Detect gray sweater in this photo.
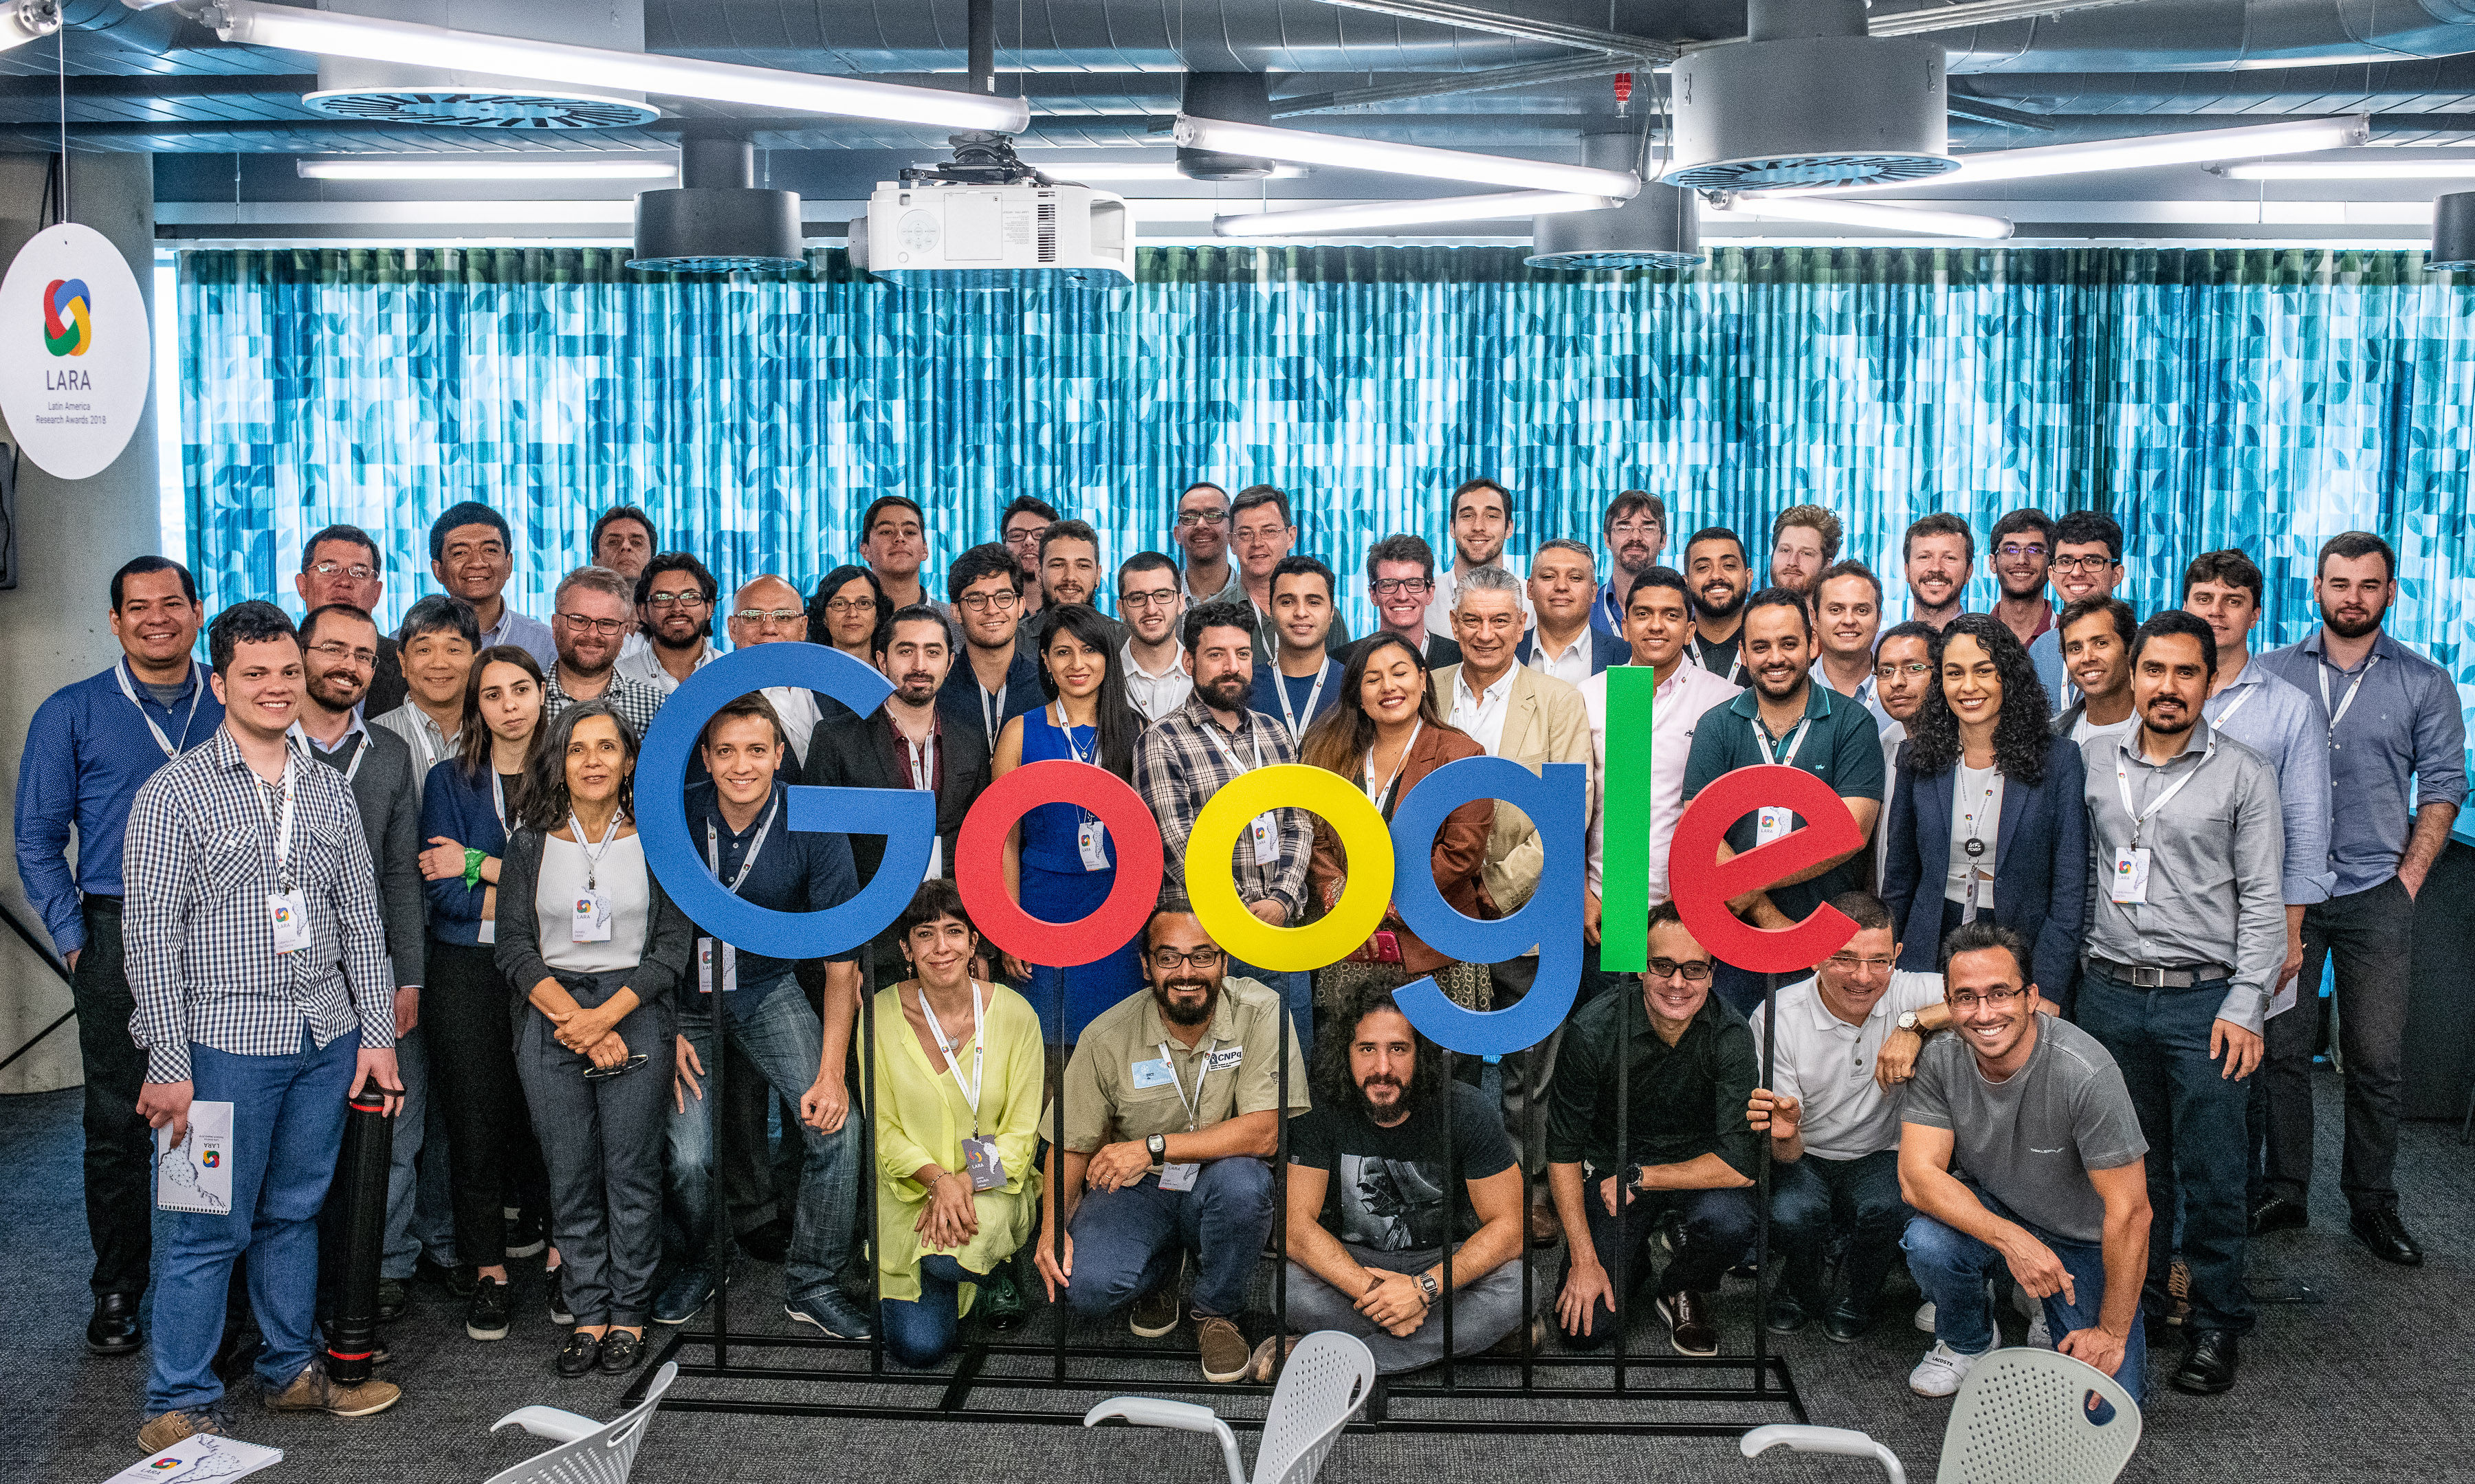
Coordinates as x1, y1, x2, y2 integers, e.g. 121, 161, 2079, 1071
492, 824, 691, 1014
302, 722, 426, 988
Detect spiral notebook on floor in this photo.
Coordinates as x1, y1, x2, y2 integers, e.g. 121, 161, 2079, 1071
104, 1435, 282, 1482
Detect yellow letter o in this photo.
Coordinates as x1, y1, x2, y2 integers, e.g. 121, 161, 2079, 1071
1185, 764, 1394, 972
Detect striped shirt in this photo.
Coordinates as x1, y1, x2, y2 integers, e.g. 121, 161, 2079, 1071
123, 727, 395, 1084
1132, 694, 1312, 917
542, 665, 666, 744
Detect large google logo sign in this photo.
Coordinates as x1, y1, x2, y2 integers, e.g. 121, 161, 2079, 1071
637, 645, 1860, 1057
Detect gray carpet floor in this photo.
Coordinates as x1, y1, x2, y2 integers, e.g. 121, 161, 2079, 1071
10, 1072, 2474, 1484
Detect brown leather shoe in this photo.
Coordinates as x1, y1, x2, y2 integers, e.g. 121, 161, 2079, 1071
263, 1360, 403, 1419
1247, 1332, 1302, 1382
1526, 1201, 1564, 1248
1485, 1318, 1548, 1358
1658, 1291, 1718, 1356
1197, 1315, 1252, 1384
137, 1409, 226, 1452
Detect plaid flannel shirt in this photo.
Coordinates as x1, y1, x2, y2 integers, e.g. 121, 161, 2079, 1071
124, 727, 395, 1084
542, 667, 666, 744
1133, 695, 1312, 917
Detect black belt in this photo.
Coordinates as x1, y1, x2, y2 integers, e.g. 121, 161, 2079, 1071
2084, 953, 2228, 989
82, 894, 124, 912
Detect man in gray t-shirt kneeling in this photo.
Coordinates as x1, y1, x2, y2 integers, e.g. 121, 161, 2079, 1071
1897, 920, 2152, 1404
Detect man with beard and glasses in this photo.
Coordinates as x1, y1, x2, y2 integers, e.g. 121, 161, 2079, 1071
2258, 531, 2466, 1267
1261, 982, 1530, 1377
295, 524, 407, 716
938, 543, 1044, 755
1871, 620, 1936, 890
542, 566, 665, 740
617, 552, 720, 696
2076, 610, 2282, 1397
1590, 490, 1666, 640
1038, 910, 1310, 1385
2027, 509, 2126, 711
1682, 527, 1751, 686
1680, 588, 1886, 1015
294, 606, 441, 1318
1901, 513, 1973, 633
1173, 481, 1244, 610
1987, 509, 2056, 650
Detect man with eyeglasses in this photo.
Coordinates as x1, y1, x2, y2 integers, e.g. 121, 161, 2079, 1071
1038, 909, 1310, 1385
1745, 892, 1948, 1343
1116, 551, 1194, 722
1590, 491, 1666, 640
590, 505, 661, 664
1229, 485, 1352, 668
1172, 481, 1245, 611
616, 553, 722, 696
2026, 509, 2126, 711
1548, 902, 1759, 1360
2071, 610, 2284, 1399
1870, 621, 1937, 890
429, 501, 555, 672
1900, 920, 2151, 1404
296, 523, 406, 716
1987, 509, 2056, 651
1340, 533, 1461, 671
1000, 495, 1059, 619
294, 603, 444, 1320
540, 566, 664, 741
938, 544, 1044, 755
859, 496, 947, 621
727, 575, 826, 767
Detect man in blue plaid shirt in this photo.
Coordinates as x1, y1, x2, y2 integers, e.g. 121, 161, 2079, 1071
124, 601, 406, 1451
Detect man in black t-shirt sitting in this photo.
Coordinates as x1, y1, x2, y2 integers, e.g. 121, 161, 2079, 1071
1261, 983, 1530, 1377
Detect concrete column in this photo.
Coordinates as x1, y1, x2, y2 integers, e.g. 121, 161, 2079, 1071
0, 151, 160, 1094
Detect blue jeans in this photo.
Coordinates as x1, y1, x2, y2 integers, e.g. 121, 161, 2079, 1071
1062, 1159, 1273, 1320
1234, 957, 1313, 1059
1904, 1183, 2147, 1406
146, 1026, 359, 1416
881, 1253, 976, 1368
2076, 968, 2252, 1335
665, 975, 857, 1307
1770, 1149, 1909, 1311
379, 1026, 459, 1280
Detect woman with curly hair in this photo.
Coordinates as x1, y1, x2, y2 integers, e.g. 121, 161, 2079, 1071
1880, 614, 2089, 1006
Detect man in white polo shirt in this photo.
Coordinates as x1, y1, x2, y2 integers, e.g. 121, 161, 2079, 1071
1746, 892, 1944, 1343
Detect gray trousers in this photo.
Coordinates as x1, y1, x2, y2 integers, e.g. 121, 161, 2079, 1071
1282, 1243, 1526, 1373
1488, 954, 1565, 1190
514, 972, 669, 1326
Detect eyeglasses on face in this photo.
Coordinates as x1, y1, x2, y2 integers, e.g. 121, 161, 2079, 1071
309, 640, 377, 668
556, 613, 629, 636
956, 590, 1021, 613
1825, 952, 1898, 972
1876, 660, 1932, 678
1643, 957, 1715, 983
1004, 526, 1051, 547
1948, 986, 2027, 1010
1150, 946, 1226, 972
307, 561, 378, 582
1174, 508, 1229, 528
733, 608, 804, 625
822, 597, 879, 616
1121, 588, 1182, 610
2051, 555, 2117, 574
1608, 519, 1663, 539
644, 590, 708, 609
1370, 577, 1432, 597
1996, 542, 2048, 560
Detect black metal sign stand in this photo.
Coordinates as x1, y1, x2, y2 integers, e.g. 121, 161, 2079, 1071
632, 951, 1806, 1438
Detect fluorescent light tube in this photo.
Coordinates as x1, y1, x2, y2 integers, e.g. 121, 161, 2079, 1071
1174, 116, 1638, 198
208, 0, 1031, 133
2219, 160, 2475, 181
1022, 161, 1309, 182
1213, 191, 1618, 236
1706, 195, 2014, 240
1807, 115, 2373, 192
298, 157, 678, 182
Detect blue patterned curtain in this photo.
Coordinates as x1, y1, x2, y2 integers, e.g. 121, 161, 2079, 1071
179, 245, 2474, 724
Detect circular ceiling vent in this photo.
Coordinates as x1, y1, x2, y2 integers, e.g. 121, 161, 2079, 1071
1664, 151, 1956, 192
1664, 21, 1955, 192
302, 88, 659, 129
1529, 137, 1704, 270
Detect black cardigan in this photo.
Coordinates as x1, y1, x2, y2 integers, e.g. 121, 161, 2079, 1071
492, 824, 694, 1011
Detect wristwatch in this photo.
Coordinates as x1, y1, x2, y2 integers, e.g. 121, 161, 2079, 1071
1895, 1010, 1922, 1033
1414, 1272, 1441, 1304
1146, 1132, 1167, 1164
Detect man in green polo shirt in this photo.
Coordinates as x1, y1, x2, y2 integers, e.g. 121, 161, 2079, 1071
1035, 909, 1311, 1384
1680, 585, 1887, 1015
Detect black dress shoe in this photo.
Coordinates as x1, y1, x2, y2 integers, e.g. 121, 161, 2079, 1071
416, 1256, 478, 1298
2170, 1330, 2238, 1395
554, 1329, 602, 1378
1820, 1300, 1876, 1345
87, 1294, 142, 1355
597, 1328, 646, 1374
1763, 1289, 1809, 1335
738, 1217, 793, 1264
2250, 1194, 2309, 1236
2350, 1208, 2425, 1266
375, 1278, 409, 1322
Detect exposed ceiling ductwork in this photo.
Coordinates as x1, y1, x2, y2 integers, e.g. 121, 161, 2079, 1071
302, 0, 657, 129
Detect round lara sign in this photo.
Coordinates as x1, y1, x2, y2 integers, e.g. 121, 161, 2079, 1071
0, 223, 149, 480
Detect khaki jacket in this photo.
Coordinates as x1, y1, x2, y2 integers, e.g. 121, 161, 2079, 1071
1433, 662, 1594, 913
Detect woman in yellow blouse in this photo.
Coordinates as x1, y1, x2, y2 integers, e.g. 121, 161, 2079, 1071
871, 881, 1044, 1366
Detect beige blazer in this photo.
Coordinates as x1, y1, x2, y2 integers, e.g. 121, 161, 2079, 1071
1433, 661, 1594, 913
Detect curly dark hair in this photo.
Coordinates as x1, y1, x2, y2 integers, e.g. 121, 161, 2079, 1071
1310, 982, 1449, 1116
1903, 614, 2049, 786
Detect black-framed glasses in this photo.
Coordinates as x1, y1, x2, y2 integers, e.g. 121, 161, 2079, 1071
307, 560, 378, 582
1174, 507, 1229, 527
822, 596, 880, 616
1150, 946, 1226, 972
557, 613, 630, 636
1121, 588, 1182, 610
1370, 577, 1431, 597
956, 590, 1021, 613
2052, 555, 2118, 573
1643, 957, 1715, 984
1004, 525, 1051, 548
1948, 986, 2027, 1010
582, 1053, 650, 1080
644, 590, 708, 609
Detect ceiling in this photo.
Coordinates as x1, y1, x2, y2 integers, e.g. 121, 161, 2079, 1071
16, 0, 2475, 250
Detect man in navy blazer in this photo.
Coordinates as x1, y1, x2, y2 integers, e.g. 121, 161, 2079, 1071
1517, 539, 1629, 684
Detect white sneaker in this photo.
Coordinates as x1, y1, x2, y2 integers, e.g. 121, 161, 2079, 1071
2025, 1311, 2053, 1349
1913, 1300, 1937, 1333
1910, 1340, 1992, 1398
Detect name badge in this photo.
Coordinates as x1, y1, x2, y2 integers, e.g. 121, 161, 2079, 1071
2110, 846, 2152, 905
1205, 1046, 1245, 1072
960, 1133, 1006, 1192
477, 920, 496, 946
696, 936, 737, 995
267, 889, 311, 953
571, 889, 613, 944
1078, 819, 1110, 873
1249, 812, 1278, 866
1131, 1056, 1176, 1089
1157, 1162, 1200, 1192
1754, 807, 1792, 848
925, 836, 945, 882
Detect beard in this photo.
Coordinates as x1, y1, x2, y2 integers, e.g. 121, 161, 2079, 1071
1198, 670, 1250, 711
305, 672, 366, 713
2321, 603, 2383, 640
1692, 584, 1745, 621
1354, 1071, 1421, 1124
1152, 976, 1219, 1026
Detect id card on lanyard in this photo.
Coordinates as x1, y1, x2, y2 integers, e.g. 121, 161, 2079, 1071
256, 755, 311, 953
2110, 731, 2215, 905
1053, 705, 1112, 872
923, 984, 1005, 1190
569, 810, 622, 943
1201, 720, 1279, 866
1154, 1037, 1220, 1191
901, 724, 943, 878
697, 796, 780, 993
2317, 654, 2378, 753
1749, 713, 1813, 845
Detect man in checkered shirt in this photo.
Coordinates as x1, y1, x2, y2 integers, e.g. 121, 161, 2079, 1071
124, 601, 406, 1452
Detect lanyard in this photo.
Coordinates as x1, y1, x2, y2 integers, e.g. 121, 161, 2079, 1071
1158, 1037, 1221, 1133
2114, 730, 2217, 850
116, 659, 204, 763
2208, 682, 2259, 733
1596, 584, 1624, 635
1051, 704, 1103, 823
703, 794, 781, 894
1750, 711, 1812, 770
253, 753, 300, 892
919, 982, 987, 1129
300, 724, 367, 784
1273, 662, 1328, 744
1364, 719, 1424, 810
490, 770, 510, 831
1199, 712, 1266, 779
408, 717, 441, 773
978, 683, 1003, 753
569, 808, 622, 891
901, 725, 938, 794
1694, 634, 1742, 685
2316, 654, 2379, 744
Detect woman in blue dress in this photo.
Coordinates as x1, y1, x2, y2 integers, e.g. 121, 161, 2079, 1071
989, 603, 1148, 1045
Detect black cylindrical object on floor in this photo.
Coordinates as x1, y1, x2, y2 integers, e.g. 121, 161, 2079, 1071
325, 1089, 395, 1384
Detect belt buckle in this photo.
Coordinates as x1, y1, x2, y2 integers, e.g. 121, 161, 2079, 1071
2131, 964, 2167, 988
